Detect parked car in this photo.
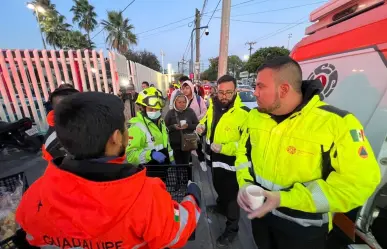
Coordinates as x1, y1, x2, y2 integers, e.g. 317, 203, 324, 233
237, 85, 254, 91
239, 91, 257, 109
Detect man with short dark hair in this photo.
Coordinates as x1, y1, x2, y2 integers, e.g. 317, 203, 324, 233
42, 87, 79, 161
236, 56, 380, 249
142, 81, 150, 89
197, 74, 250, 247
16, 92, 202, 249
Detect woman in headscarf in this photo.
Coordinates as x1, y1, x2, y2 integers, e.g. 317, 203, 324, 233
165, 93, 199, 164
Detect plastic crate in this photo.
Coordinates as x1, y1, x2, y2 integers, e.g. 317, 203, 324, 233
0, 173, 28, 249
145, 164, 192, 203
145, 164, 196, 241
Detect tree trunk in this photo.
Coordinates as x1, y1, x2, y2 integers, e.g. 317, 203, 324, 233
87, 31, 91, 49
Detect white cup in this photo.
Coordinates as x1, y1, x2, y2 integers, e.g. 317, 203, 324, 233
180, 120, 187, 126
246, 185, 265, 210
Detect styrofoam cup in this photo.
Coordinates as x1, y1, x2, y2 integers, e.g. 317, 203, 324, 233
246, 185, 265, 210
180, 120, 187, 126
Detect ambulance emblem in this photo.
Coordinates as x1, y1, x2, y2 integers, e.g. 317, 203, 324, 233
307, 63, 338, 100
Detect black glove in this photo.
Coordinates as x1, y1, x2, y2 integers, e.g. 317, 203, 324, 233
187, 181, 201, 207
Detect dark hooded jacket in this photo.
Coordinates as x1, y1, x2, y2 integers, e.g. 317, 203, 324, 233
165, 94, 199, 150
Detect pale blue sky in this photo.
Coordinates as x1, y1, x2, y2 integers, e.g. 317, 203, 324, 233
0, 0, 326, 71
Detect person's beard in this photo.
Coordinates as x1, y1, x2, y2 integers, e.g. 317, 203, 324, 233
257, 93, 281, 114
219, 94, 236, 108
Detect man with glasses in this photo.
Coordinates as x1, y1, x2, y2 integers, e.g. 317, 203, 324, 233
196, 75, 250, 247
126, 87, 175, 166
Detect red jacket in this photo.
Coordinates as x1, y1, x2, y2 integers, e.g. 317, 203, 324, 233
42, 111, 66, 162
16, 157, 200, 249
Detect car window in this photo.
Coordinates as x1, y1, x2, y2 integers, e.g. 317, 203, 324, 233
239, 91, 256, 102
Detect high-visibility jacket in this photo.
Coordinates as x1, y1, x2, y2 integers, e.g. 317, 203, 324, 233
16, 157, 200, 249
236, 92, 381, 234
200, 94, 250, 171
42, 111, 66, 161
126, 112, 174, 165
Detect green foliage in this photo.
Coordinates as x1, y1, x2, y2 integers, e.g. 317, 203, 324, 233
70, 0, 98, 47
30, 0, 96, 50
101, 11, 137, 53
124, 50, 161, 72
245, 46, 290, 73
201, 55, 245, 81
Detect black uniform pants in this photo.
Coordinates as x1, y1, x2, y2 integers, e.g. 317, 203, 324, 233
251, 217, 327, 249
173, 149, 191, 164
212, 167, 240, 238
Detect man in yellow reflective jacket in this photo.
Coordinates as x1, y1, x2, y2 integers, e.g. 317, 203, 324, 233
197, 75, 250, 247
236, 56, 381, 249
126, 87, 174, 166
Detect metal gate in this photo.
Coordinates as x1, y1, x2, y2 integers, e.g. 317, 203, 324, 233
0, 49, 168, 132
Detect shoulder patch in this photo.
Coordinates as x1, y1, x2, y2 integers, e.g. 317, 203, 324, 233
318, 105, 350, 118
240, 106, 251, 112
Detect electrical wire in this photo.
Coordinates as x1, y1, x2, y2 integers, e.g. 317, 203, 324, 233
91, 0, 137, 40
211, 18, 303, 25
138, 22, 192, 40
253, 16, 308, 43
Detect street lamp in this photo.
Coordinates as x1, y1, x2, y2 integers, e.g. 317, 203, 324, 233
26, 2, 47, 49
190, 25, 209, 79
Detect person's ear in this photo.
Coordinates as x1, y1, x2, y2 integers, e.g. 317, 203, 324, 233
109, 130, 122, 145
279, 83, 290, 98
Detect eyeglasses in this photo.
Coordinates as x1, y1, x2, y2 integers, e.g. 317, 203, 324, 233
218, 90, 235, 98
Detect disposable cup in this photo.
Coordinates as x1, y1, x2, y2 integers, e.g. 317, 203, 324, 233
246, 185, 265, 210
180, 120, 187, 126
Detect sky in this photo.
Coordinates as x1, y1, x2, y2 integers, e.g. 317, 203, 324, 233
0, 0, 327, 72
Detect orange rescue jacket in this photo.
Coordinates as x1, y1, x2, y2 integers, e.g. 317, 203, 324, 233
16, 157, 200, 249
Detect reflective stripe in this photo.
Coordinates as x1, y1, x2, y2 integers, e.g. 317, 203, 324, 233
154, 144, 164, 151
305, 181, 330, 213
169, 150, 174, 157
45, 131, 57, 148
236, 161, 251, 170
271, 209, 329, 227
139, 151, 148, 164
133, 123, 154, 145
132, 242, 147, 249
133, 123, 165, 151
164, 204, 190, 248
205, 153, 211, 160
182, 195, 201, 223
206, 138, 210, 145
212, 161, 236, 172
256, 174, 285, 191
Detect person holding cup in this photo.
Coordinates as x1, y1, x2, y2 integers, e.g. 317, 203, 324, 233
165, 93, 199, 164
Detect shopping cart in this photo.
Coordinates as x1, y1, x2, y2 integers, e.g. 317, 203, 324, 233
0, 172, 31, 249
145, 163, 196, 240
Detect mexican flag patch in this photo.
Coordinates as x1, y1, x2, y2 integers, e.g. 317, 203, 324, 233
350, 129, 365, 142
174, 204, 180, 222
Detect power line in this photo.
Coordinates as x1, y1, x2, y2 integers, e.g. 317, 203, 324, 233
200, 0, 222, 39
253, 16, 308, 43
231, 1, 327, 17
91, 0, 137, 40
138, 22, 191, 40
207, 17, 304, 25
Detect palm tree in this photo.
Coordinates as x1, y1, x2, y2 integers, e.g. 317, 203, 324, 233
41, 12, 71, 49
62, 30, 93, 50
101, 11, 137, 53
70, 0, 98, 48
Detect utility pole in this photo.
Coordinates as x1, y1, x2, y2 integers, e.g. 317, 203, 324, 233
195, 8, 201, 81
217, 0, 231, 78
161, 50, 165, 74
245, 41, 256, 58
287, 33, 293, 50
245, 41, 256, 83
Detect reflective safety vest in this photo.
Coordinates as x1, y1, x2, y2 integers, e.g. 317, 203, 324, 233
236, 95, 380, 233
200, 95, 250, 171
126, 112, 174, 165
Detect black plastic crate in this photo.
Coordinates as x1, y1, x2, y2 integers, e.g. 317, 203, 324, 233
145, 164, 196, 241
145, 164, 192, 203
